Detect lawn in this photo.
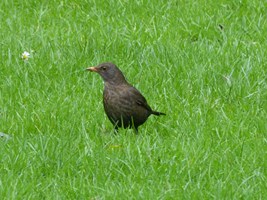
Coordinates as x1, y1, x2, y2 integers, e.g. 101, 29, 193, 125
0, 0, 266, 199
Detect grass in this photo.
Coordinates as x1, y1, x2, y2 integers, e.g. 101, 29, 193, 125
1, 0, 267, 199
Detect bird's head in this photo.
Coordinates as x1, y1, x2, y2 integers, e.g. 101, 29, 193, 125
86, 62, 127, 85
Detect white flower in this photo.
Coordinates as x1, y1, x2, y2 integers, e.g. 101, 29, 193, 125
21, 51, 30, 61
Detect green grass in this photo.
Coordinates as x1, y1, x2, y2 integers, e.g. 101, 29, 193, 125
1, 0, 267, 199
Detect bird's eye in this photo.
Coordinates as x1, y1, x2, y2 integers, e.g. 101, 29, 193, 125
101, 66, 107, 71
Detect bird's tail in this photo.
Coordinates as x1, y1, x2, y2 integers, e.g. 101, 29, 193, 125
151, 110, 166, 116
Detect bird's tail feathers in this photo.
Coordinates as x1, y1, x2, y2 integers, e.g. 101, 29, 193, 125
151, 111, 166, 116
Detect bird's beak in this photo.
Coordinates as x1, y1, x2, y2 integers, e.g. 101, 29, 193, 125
86, 66, 98, 72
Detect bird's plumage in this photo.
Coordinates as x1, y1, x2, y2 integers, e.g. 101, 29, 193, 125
87, 62, 165, 132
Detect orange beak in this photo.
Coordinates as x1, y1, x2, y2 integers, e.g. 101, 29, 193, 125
86, 66, 98, 72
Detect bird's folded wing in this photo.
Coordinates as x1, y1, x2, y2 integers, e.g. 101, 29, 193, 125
127, 87, 152, 112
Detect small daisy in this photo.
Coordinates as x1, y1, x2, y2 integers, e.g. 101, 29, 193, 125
21, 51, 30, 61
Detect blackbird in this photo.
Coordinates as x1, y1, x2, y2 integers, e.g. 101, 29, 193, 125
86, 62, 165, 133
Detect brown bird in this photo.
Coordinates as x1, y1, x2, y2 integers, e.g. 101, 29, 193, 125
86, 62, 165, 133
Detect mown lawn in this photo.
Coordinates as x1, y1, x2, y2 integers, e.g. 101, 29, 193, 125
0, 0, 266, 199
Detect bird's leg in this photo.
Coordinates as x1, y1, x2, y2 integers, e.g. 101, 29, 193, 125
133, 126, 138, 134
113, 126, 119, 134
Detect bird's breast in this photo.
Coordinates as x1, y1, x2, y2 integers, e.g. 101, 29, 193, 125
103, 87, 133, 110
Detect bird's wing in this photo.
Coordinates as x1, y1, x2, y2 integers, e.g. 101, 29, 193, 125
127, 86, 153, 112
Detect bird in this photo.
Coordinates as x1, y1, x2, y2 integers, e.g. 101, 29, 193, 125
86, 62, 165, 133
